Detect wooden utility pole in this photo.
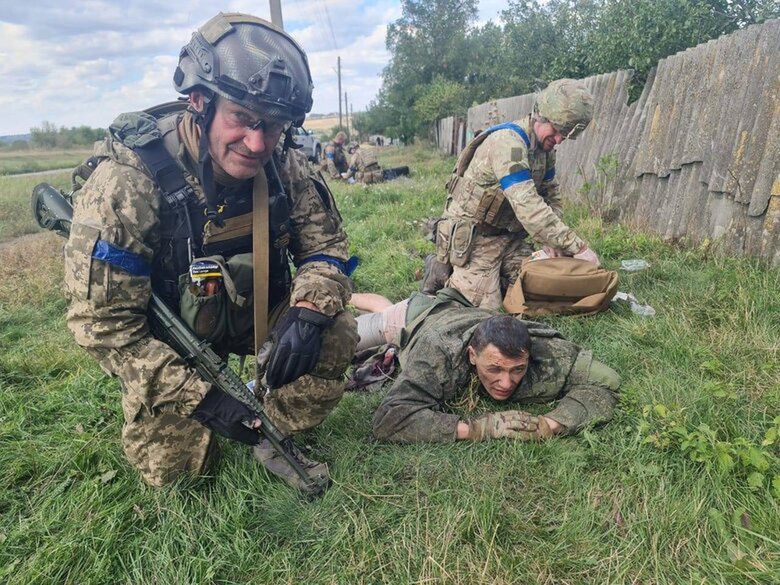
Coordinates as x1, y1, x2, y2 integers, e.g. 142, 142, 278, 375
269, 0, 284, 29
337, 56, 342, 130
344, 91, 349, 135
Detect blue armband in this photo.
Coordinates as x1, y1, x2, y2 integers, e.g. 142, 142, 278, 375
92, 240, 150, 277
543, 167, 556, 181
499, 169, 532, 190
296, 254, 359, 276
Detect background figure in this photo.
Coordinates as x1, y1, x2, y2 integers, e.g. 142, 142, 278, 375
323, 130, 349, 179
429, 79, 600, 309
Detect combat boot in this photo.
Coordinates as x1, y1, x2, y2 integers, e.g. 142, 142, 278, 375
252, 438, 330, 495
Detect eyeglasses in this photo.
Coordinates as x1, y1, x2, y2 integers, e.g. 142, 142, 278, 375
225, 108, 291, 136
554, 122, 587, 140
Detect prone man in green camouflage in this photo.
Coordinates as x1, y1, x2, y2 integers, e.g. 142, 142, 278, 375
366, 288, 620, 443
433, 79, 601, 310
63, 13, 358, 490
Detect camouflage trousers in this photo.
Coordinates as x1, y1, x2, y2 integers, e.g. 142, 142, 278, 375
447, 232, 533, 310
355, 167, 383, 184
121, 301, 358, 487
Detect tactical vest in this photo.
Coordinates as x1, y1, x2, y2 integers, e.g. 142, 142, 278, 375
324, 143, 348, 173
445, 120, 551, 233
352, 148, 383, 184
89, 103, 292, 313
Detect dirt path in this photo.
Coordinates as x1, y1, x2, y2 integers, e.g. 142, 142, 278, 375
0, 231, 54, 252
7, 167, 71, 178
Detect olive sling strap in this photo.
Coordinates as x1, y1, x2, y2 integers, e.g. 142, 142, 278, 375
252, 166, 270, 384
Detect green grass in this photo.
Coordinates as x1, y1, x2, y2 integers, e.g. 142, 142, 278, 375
0, 146, 778, 583
0, 172, 71, 243
0, 149, 92, 176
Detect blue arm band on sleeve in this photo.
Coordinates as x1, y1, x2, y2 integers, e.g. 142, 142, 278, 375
483, 122, 530, 148
296, 254, 359, 276
499, 169, 532, 190
543, 167, 556, 181
326, 153, 335, 159
92, 240, 151, 277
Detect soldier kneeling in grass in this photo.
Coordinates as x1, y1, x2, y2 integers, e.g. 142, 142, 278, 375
352, 288, 620, 443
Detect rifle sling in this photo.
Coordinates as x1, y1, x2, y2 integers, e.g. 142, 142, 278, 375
252, 166, 270, 384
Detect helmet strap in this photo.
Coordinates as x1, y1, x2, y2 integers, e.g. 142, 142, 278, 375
282, 125, 303, 153
193, 101, 224, 228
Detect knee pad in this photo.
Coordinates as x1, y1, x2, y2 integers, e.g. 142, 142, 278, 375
311, 311, 358, 379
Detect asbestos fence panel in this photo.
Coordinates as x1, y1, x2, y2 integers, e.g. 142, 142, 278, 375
452, 18, 780, 266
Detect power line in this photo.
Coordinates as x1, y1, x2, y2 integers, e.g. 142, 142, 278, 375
317, 0, 338, 50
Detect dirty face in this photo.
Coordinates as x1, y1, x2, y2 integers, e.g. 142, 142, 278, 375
468, 344, 529, 401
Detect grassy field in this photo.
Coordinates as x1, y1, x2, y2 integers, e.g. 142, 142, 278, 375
0, 148, 93, 176
0, 146, 778, 583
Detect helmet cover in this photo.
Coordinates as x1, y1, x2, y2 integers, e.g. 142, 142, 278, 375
174, 12, 313, 126
534, 79, 594, 140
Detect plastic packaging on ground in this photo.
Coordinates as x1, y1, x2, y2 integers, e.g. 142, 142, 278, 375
612, 291, 656, 317
620, 259, 651, 272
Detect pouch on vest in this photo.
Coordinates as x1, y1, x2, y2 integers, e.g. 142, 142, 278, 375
503, 257, 619, 316
435, 218, 454, 263
449, 220, 476, 267
178, 254, 250, 344
224, 253, 255, 344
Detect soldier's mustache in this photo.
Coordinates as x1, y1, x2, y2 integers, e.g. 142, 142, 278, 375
229, 144, 263, 159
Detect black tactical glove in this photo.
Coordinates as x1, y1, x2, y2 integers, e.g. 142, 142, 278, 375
191, 387, 261, 445
264, 306, 334, 389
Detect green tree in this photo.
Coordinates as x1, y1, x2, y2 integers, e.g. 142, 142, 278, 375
363, 0, 779, 139
413, 76, 468, 125
375, 0, 480, 141
30, 121, 60, 149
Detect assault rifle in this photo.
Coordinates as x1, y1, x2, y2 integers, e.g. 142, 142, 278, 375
31, 182, 329, 496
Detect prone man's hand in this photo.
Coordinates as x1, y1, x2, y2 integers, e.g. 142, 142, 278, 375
466, 410, 553, 441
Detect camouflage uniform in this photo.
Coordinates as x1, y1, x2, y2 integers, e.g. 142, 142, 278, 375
322, 141, 348, 179
345, 146, 384, 184
64, 110, 357, 486
441, 115, 586, 309
372, 288, 619, 443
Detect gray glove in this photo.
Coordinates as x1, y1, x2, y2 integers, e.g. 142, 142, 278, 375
467, 410, 552, 441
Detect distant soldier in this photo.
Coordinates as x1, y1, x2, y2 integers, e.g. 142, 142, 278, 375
343, 142, 384, 184
360, 288, 620, 443
431, 79, 600, 309
323, 130, 348, 179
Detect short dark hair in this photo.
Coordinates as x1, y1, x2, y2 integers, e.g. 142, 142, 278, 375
469, 316, 531, 358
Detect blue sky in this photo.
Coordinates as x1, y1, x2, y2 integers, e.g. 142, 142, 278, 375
0, 1, 507, 135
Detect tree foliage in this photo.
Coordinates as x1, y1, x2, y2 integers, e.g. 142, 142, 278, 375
29, 121, 105, 149
362, 0, 778, 140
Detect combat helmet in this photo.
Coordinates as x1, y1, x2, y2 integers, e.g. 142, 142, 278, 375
174, 12, 313, 126
534, 79, 594, 140
346, 141, 359, 154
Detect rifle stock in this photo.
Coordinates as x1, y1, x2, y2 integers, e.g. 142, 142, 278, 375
32, 182, 328, 496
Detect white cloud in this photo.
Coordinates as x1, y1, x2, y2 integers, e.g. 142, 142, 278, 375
0, 0, 406, 134
0, 0, 500, 134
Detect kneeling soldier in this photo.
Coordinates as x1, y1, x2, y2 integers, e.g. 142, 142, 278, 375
63, 13, 358, 490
